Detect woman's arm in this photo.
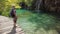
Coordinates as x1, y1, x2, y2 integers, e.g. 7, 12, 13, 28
13, 10, 16, 17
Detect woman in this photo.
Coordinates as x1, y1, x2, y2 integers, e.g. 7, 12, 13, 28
10, 5, 17, 27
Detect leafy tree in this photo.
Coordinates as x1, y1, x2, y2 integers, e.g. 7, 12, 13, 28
0, 0, 6, 15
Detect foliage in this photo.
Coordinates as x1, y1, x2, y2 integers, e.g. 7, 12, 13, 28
0, 0, 33, 16
0, 0, 11, 16
25, 0, 33, 6
0, 0, 19, 16
0, 0, 6, 15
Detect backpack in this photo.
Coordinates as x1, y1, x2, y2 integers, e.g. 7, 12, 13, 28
10, 9, 14, 17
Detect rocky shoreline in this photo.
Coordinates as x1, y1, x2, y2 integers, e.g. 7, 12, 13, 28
0, 16, 24, 34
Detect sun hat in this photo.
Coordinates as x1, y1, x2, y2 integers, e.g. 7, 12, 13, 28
11, 4, 15, 6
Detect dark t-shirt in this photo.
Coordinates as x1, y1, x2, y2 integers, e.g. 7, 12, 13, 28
10, 9, 16, 17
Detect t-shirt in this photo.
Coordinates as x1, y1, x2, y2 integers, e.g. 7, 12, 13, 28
10, 9, 16, 17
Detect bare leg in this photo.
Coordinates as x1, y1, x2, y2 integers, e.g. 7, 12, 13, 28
13, 17, 17, 27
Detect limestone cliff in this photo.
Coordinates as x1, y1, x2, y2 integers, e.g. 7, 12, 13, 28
44, 0, 60, 13
31, 0, 60, 13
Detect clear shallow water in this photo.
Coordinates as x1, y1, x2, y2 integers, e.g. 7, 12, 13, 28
16, 9, 59, 34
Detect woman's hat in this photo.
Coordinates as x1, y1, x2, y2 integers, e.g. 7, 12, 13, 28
11, 4, 15, 6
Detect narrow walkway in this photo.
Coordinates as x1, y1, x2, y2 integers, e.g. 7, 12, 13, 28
0, 16, 25, 34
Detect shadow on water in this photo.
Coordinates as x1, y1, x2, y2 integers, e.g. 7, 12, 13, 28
28, 10, 60, 32
7, 26, 16, 34
46, 12, 60, 34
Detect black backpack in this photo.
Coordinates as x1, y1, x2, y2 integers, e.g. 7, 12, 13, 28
10, 9, 14, 17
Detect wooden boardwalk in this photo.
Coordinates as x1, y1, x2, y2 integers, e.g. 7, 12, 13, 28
0, 16, 25, 34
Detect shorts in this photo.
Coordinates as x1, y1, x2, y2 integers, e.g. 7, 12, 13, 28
10, 14, 15, 18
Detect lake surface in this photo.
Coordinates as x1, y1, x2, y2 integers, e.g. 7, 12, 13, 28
16, 9, 59, 34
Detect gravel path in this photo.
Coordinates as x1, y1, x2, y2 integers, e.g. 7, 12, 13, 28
0, 16, 25, 34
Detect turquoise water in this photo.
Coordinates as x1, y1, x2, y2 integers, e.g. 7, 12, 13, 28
16, 9, 59, 34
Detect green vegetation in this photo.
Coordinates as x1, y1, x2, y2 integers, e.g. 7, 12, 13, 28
0, 0, 11, 16
0, 0, 33, 16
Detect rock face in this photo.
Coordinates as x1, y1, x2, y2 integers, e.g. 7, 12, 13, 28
44, 0, 60, 13
31, 0, 60, 13
31, 0, 44, 10
19, 2, 28, 9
